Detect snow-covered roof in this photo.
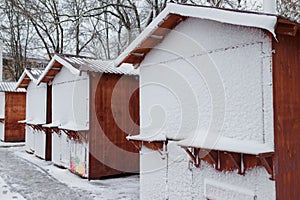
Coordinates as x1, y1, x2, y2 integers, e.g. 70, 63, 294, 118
16, 68, 44, 89
37, 54, 139, 84
115, 3, 278, 67
0, 82, 26, 93
60, 55, 139, 75
178, 135, 273, 155
127, 133, 167, 142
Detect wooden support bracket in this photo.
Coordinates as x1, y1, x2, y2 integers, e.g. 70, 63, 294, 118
227, 152, 244, 175
60, 129, 80, 140
129, 140, 142, 151
184, 148, 200, 168
207, 151, 217, 166
259, 153, 274, 180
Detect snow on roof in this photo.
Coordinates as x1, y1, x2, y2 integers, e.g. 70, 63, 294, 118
127, 133, 166, 142
115, 3, 277, 67
27, 68, 44, 80
0, 82, 26, 93
59, 121, 88, 131
178, 134, 273, 155
16, 68, 44, 89
37, 54, 139, 84
59, 55, 139, 75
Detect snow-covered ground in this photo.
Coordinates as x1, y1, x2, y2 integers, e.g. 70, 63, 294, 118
0, 176, 25, 200
0, 145, 139, 200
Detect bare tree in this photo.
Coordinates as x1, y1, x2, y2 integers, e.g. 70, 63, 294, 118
0, 0, 32, 81
11, 0, 65, 58
278, 0, 299, 23
0, 0, 298, 69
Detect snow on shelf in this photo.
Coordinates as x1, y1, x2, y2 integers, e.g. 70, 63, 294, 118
58, 121, 88, 131
26, 119, 46, 125
127, 133, 166, 142
18, 119, 27, 124
178, 135, 273, 155
42, 121, 61, 128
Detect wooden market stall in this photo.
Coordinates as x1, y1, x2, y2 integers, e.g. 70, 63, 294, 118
120, 3, 300, 200
0, 82, 26, 142
16, 68, 52, 160
38, 54, 140, 179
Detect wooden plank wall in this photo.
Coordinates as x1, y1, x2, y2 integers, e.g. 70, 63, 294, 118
4, 92, 26, 142
89, 73, 140, 179
273, 28, 300, 199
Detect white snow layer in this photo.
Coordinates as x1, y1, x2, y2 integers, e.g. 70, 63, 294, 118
26, 81, 47, 125
115, 3, 277, 66
0, 92, 4, 118
25, 81, 47, 157
42, 121, 61, 128
139, 17, 274, 199
0, 176, 25, 200
127, 133, 166, 142
52, 67, 89, 130
178, 135, 273, 155
14, 147, 139, 200
59, 121, 88, 131
141, 142, 275, 200
51, 65, 89, 170
52, 130, 71, 169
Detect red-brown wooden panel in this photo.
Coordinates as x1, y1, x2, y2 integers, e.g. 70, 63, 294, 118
89, 73, 139, 179
4, 92, 26, 142
273, 29, 300, 200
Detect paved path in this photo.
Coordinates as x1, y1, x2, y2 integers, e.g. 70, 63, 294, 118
0, 148, 94, 200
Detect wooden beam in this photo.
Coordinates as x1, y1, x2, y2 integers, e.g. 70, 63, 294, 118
184, 148, 200, 168
227, 152, 244, 175
276, 19, 298, 37
259, 154, 274, 180
129, 140, 141, 151
207, 150, 218, 167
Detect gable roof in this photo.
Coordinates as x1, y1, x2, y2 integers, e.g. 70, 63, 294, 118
37, 54, 139, 84
114, 3, 279, 68
16, 68, 44, 89
0, 82, 26, 93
